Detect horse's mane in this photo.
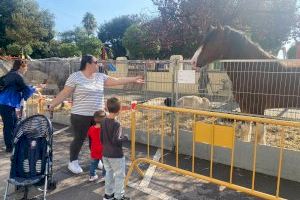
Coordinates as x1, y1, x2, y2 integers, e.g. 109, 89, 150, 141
223, 26, 276, 59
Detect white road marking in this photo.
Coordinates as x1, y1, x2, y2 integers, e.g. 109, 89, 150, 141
139, 149, 161, 188
219, 185, 226, 191
128, 182, 178, 200
127, 148, 178, 199
53, 127, 70, 135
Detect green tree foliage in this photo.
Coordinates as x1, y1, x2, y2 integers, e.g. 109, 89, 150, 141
48, 40, 61, 57
77, 36, 103, 57
26, 9, 55, 58
1, 0, 55, 57
31, 41, 50, 59
59, 43, 81, 58
59, 27, 102, 57
237, 0, 298, 52
150, 0, 300, 57
123, 24, 160, 59
0, 48, 6, 56
58, 25, 103, 57
6, 13, 48, 46
98, 15, 138, 58
0, 0, 20, 48
59, 30, 75, 43
6, 43, 32, 56
30, 40, 60, 58
38, 9, 55, 42
82, 12, 97, 36
74, 27, 89, 43
122, 25, 144, 59
59, 27, 88, 44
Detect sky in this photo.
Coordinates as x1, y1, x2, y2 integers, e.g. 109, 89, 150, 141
37, 0, 157, 33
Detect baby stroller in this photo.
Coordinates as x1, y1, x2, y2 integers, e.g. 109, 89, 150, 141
4, 114, 56, 200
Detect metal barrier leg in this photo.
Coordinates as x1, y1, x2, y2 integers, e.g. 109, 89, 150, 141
3, 181, 10, 200
125, 161, 145, 187
135, 165, 145, 177
125, 163, 137, 187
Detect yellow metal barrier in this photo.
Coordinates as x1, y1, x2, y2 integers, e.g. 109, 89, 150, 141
126, 158, 283, 200
125, 104, 300, 200
26, 96, 46, 116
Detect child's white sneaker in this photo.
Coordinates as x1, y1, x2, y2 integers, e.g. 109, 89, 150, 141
68, 160, 83, 174
89, 174, 98, 182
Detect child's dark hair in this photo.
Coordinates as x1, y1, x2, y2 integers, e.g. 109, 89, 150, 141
107, 97, 121, 113
94, 110, 106, 121
11, 59, 27, 72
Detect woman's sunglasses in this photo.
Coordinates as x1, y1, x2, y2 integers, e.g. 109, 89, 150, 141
21, 60, 27, 67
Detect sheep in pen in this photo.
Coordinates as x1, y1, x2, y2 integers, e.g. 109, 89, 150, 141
134, 96, 213, 134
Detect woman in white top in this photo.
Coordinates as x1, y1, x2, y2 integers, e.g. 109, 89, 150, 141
49, 55, 143, 174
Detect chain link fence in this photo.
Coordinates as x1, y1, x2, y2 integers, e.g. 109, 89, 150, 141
22, 58, 300, 121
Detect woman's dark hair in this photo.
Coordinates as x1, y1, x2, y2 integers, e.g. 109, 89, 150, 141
80, 54, 94, 70
11, 59, 27, 72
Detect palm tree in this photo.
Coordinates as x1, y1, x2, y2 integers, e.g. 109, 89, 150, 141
82, 12, 97, 37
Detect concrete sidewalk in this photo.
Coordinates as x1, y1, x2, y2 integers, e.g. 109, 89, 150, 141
0, 123, 299, 200
0, 124, 159, 200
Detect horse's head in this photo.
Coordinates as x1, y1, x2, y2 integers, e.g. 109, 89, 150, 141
191, 25, 227, 68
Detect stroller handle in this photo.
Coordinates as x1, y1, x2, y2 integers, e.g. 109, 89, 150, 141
47, 105, 54, 119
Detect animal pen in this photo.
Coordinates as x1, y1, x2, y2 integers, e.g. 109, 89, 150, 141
21, 57, 300, 199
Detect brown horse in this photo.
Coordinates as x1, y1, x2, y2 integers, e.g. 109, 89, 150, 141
191, 25, 300, 115
191, 25, 300, 144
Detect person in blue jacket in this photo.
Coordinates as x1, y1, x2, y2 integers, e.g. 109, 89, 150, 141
0, 59, 35, 153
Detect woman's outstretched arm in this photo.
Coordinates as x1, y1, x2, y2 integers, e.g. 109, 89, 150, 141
49, 86, 74, 110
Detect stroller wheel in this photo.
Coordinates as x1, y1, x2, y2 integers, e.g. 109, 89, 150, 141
15, 185, 24, 191
47, 180, 57, 190
15, 185, 20, 191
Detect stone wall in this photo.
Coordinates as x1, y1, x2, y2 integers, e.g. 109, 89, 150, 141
28, 57, 81, 91
0, 57, 82, 94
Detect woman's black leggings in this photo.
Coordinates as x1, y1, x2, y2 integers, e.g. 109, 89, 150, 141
0, 104, 17, 151
70, 114, 94, 161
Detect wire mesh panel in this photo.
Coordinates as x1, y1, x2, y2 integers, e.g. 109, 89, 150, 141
172, 59, 300, 149
215, 59, 300, 121
104, 60, 146, 104
103, 59, 175, 127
